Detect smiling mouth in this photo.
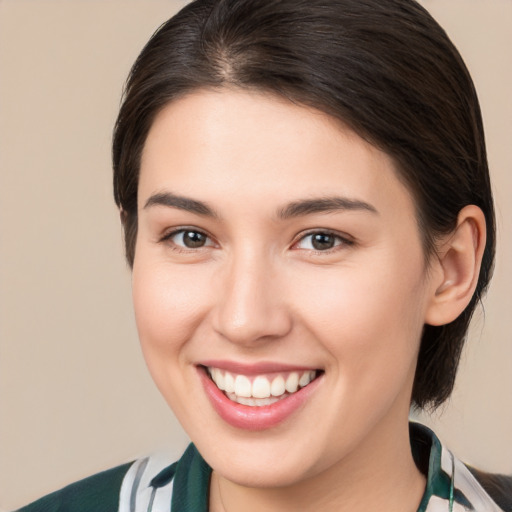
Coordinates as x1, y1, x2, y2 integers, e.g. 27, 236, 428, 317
204, 366, 321, 407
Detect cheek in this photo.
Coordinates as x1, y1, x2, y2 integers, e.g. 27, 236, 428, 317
131, 256, 217, 421
131, 257, 212, 360
295, 268, 427, 436
291, 256, 428, 375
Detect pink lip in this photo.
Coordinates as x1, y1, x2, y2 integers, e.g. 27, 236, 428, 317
198, 366, 323, 431
199, 359, 318, 375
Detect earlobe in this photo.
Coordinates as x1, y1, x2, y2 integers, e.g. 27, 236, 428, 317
425, 205, 486, 326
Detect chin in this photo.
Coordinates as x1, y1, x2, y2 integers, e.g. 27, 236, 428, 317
214, 453, 319, 489
194, 426, 339, 489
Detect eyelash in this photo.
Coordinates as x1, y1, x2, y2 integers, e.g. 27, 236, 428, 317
159, 227, 354, 254
159, 227, 215, 253
292, 229, 354, 254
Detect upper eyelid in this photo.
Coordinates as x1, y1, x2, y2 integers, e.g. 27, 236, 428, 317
293, 228, 354, 244
290, 230, 355, 255
160, 226, 212, 241
159, 228, 217, 253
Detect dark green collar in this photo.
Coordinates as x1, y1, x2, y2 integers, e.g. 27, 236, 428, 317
168, 443, 211, 511
411, 422, 453, 511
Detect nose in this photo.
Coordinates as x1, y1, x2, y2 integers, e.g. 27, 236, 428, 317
211, 249, 293, 346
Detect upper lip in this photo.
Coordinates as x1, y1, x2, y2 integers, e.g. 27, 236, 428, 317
199, 360, 320, 375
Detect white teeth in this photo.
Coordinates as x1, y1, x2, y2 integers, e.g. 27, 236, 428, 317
207, 367, 318, 404
213, 368, 225, 390
227, 393, 281, 407
234, 375, 252, 397
285, 372, 299, 393
224, 372, 235, 393
299, 371, 312, 387
252, 376, 271, 398
270, 375, 286, 396
234, 396, 256, 406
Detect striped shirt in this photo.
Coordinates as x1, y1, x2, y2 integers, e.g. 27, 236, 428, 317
16, 423, 511, 511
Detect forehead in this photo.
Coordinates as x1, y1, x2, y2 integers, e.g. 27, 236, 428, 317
138, 88, 415, 220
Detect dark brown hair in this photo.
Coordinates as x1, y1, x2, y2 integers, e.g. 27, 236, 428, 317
112, 0, 495, 409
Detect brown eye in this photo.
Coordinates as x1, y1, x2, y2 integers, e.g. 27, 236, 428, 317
168, 229, 213, 249
311, 233, 336, 250
183, 231, 207, 248
295, 231, 351, 252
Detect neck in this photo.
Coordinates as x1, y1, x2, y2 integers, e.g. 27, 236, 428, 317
210, 417, 426, 512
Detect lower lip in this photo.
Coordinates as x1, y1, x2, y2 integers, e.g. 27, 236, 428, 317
198, 367, 323, 431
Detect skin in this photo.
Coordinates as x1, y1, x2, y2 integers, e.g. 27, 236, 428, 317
132, 89, 484, 512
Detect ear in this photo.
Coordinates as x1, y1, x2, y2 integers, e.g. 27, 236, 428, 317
425, 205, 486, 326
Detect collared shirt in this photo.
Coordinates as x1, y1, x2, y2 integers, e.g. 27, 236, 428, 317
16, 423, 509, 511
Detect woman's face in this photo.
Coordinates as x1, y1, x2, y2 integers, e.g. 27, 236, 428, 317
133, 89, 439, 487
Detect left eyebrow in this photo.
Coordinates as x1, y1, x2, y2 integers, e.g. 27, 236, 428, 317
143, 192, 219, 218
277, 196, 379, 219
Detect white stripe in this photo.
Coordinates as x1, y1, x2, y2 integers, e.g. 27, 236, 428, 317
441, 445, 454, 478
151, 479, 175, 512
452, 456, 505, 512
119, 459, 146, 512
425, 495, 451, 511
118, 454, 176, 512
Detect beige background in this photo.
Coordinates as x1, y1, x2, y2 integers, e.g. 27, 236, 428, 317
0, 0, 510, 510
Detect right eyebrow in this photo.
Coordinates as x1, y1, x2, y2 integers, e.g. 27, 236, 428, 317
277, 196, 378, 219
143, 192, 220, 218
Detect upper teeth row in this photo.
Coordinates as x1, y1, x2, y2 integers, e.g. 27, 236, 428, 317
208, 368, 317, 398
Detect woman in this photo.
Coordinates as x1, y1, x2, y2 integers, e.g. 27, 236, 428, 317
16, 0, 511, 511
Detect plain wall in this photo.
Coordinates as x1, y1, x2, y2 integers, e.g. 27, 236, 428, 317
0, 1, 510, 510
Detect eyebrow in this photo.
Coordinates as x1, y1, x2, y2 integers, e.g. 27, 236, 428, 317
143, 192, 378, 220
277, 196, 378, 219
144, 192, 219, 218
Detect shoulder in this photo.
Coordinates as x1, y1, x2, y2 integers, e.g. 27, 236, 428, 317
13, 447, 204, 512
467, 466, 512, 512
450, 455, 512, 512
410, 422, 512, 512
14, 462, 134, 512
